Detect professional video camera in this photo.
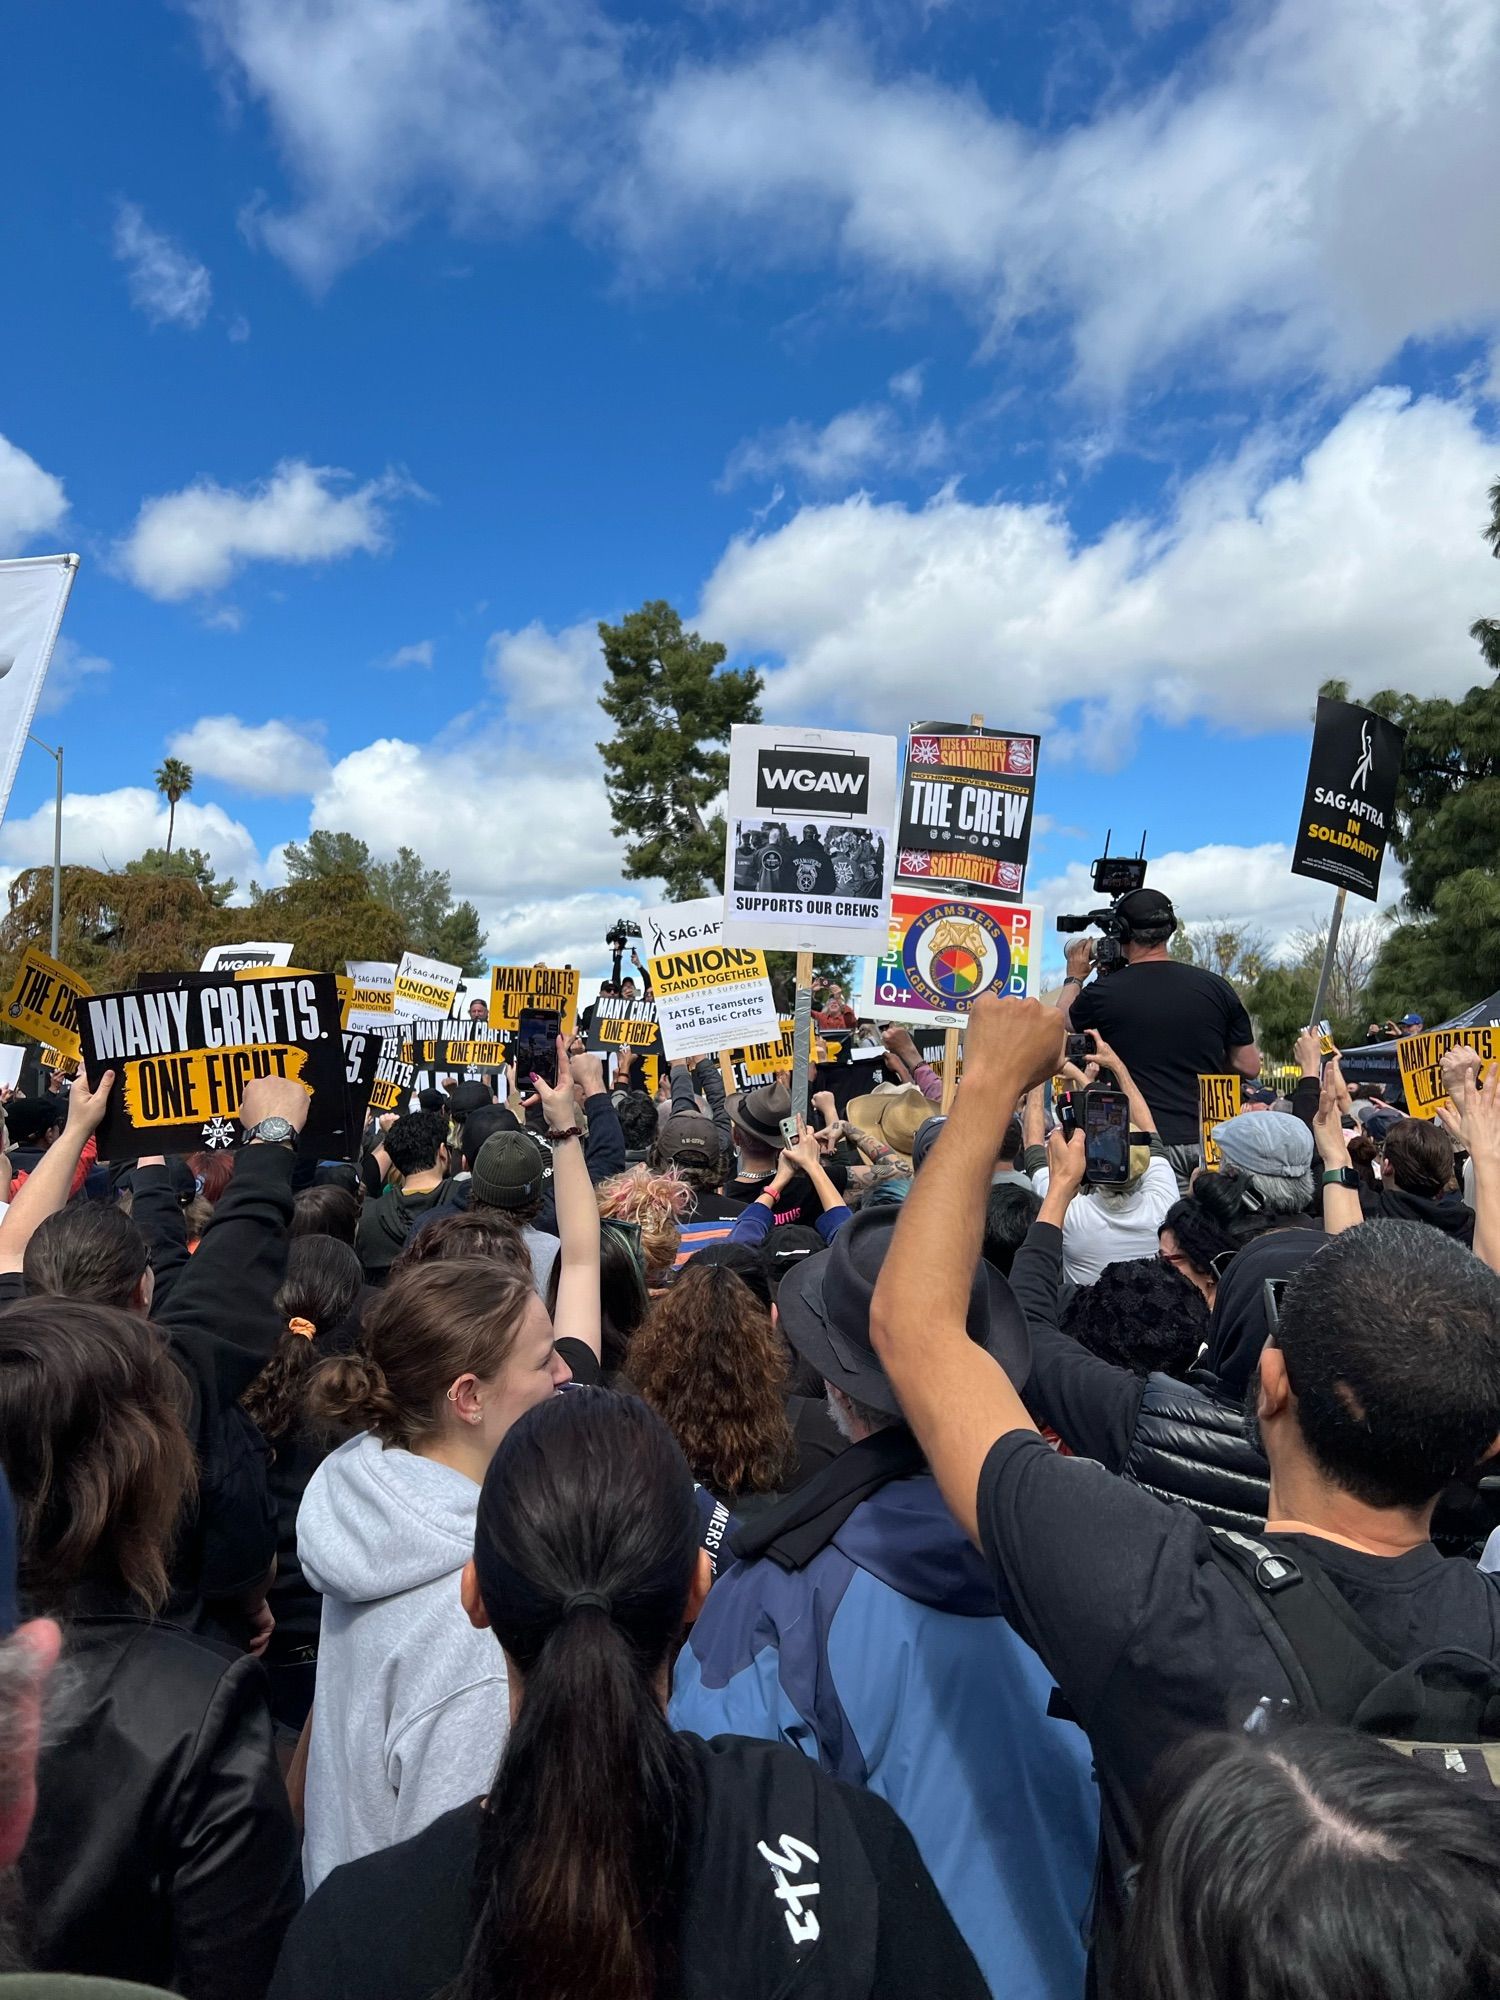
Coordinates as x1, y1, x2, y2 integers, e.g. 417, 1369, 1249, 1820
604, 917, 643, 988
1055, 833, 1150, 976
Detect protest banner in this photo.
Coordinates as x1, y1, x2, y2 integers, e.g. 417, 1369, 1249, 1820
341, 1028, 383, 1134
896, 722, 1039, 897
392, 951, 462, 1022
585, 997, 660, 1052
488, 964, 580, 1035
1199, 1074, 1243, 1168
336, 974, 353, 1029
1397, 1024, 1497, 1120
0, 557, 78, 826
200, 942, 295, 973
3, 945, 93, 1063
857, 892, 1040, 1028
345, 960, 397, 1031
728, 1018, 796, 1080
642, 897, 780, 1060
368, 1043, 416, 1116
1291, 696, 1405, 904
400, 1024, 509, 1070
77, 972, 350, 1160
722, 723, 898, 956
39, 1045, 79, 1081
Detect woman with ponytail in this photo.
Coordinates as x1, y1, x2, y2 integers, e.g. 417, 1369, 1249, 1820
297, 1043, 598, 1891
272, 1391, 984, 2000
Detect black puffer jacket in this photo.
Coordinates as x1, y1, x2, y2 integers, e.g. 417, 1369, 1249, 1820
1126, 1374, 1268, 1533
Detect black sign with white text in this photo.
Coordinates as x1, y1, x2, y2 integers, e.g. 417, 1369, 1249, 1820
1290, 696, 1406, 902
755, 745, 871, 817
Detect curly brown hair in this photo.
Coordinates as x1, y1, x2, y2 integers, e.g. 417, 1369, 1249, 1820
392, 1208, 534, 1279
628, 1264, 793, 1501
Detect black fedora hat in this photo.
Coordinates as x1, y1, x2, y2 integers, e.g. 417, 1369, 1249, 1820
732, 1081, 791, 1150
778, 1206, 1030, 1418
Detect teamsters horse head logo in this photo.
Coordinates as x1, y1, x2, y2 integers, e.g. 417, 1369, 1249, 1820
1351, 720, 1374, 795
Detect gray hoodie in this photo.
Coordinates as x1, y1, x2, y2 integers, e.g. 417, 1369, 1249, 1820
299, 1433, 508, 1891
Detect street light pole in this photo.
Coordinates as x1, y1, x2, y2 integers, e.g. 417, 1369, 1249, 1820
26, 734, 62, 960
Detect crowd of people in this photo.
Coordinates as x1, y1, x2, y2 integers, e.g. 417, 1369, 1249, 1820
0, 881, 1496, 1999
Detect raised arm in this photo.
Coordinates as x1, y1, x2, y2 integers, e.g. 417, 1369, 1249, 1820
0, 1069, 114, 1274
534, 1045, 602, 1361
1311, 1060, 1363, 1236
692, 1055, 734, 1156
1083, 1035, 1157, 1138
870, 996, 1063, 1542
1437, 1054, 1500, 1273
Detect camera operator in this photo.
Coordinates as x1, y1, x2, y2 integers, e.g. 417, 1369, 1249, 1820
1056, 888, 1260, 1186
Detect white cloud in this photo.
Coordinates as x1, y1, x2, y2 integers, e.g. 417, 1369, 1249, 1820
0, 435, 68, 551
485, 617, 603, 731
167, 714, 330, 795
119, 457, 417, 600
191, 0, 627, 287
888, 363, 925, 402
618, 0, 1500, 394
36, 637, 111, 717
111, 201, 213, 329
382, 639, 435, 670
722, 402, 948, 490
700, 385, 1500, 741
0, 786, 264, 885
470, 889, 649, 979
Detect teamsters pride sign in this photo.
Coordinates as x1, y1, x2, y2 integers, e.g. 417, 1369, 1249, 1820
77, 972, 350, 1160
723, 723, 898, 957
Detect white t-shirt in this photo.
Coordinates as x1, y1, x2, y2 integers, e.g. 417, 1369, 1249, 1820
1031, 1155, 1179, 1286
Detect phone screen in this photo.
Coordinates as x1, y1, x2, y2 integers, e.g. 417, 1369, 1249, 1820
515, 1008, 561, 1090
1066, 1031, 1096, 1065
1084, 1087, 1131, 1184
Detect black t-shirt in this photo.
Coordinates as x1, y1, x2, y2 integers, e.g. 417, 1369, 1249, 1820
269, 1735, 985, 2000
977, 1430, 1500, 1993
1070, 960, 1254, 1144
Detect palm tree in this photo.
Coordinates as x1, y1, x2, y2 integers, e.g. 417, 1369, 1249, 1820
154, 758, 194, 856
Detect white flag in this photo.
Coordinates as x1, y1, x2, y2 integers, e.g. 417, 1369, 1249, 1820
0, 556, 78, 827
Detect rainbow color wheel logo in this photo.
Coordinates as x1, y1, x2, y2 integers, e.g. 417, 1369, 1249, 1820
929, 945, 983, 998
900, 900, 1015, 1014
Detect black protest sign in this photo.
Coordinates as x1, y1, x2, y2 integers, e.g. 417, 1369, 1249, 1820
816, 1056, 898, 1114
1290, 696, 1406, 902
896, 723, 1039, 897
77, 973, 349, 1160
399, 1021, 510, 1070
586, 997, 661, 1052
369, 1041, 416, 1116
341, 1028, 384, 1137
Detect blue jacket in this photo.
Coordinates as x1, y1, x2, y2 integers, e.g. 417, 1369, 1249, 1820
671, 1469, 1098, 2000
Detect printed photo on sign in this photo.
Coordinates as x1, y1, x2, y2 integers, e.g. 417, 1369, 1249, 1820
77, 972, 350, 1161
1290, 695, 1406, 903
896, 722, 1039, 897
1198, 1074, 1243, 1168
392, 951, 462, 1022
642, 896, 780, 1061
722, 724, 898, 956
1397, 1025, 1497, 1120
488, 964, 580, 1035
345, 960, 397, 1031
200, 942, 295, 974
3, 946, 93, 1063
856, 892, 1040, 1027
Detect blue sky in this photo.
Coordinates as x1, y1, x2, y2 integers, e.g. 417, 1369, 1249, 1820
3, 0, 1498, 983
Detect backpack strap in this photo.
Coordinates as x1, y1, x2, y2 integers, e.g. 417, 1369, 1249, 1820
1207, 1529, 1395, 1722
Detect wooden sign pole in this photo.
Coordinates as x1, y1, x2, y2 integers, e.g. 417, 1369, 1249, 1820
791, 949, 815, 1120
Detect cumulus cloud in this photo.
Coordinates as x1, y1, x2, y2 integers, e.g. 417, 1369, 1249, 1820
119, 457, 417, 600
0, 786, 264, 885
190, 0, 627, 287
618, 0, 1500, 394
722, 402, 948, 490
700, 385, 1500, 742
167, 714, 330, 795
112, 201, 213, 329
485, 617, 603, 722
0, 436, 68, 551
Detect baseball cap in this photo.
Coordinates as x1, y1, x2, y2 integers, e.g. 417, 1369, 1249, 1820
1210, 1110, 1314, 1179
1400, 1012, 1424, 1028
1116, 888, 1176, 931
1241, 1086, 1278, 1108
470, 1130, 548, 1210
653, 1113, 720, 1172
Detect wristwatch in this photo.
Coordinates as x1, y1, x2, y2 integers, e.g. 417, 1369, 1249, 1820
246, 1116, 297, 1148
1062, 975, 1086, 989
1320, 1166, 1359, 1189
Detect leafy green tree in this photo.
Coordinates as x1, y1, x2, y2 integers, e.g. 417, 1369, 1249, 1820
1243, 964, 1319, 1063
279, 830, 489, 973
238, 872, 407, 973
153, 758, 194, 856
124, 845, 236, 907
764, 952, 856, 1013
0, 864, 222, 994
597, 601, 763, 900
1471, 477, 1500, 671
282, 829, 373, 881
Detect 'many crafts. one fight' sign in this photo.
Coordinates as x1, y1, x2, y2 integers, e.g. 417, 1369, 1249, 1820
586, 997, 660, 1051
3, 946, 93, 1063
1290, 696, 1406, 903
1397, 1024, 1497, 1121
77, 972, 349, 1160
896, 723, 1039, 898
488, 964, 580, 1035
1199, 1074, 1243, 1169
723, 723, 898, 957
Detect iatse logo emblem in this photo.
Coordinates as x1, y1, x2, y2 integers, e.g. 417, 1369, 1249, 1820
755, 746, 870, 816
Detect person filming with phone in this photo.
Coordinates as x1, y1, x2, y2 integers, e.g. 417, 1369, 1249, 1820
1056, 888, 1260, 1186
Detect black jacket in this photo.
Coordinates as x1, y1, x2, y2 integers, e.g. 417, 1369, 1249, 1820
20, 1599, 301, 2000
270, 1733, 983, 2000
405, 1091, 629, 1246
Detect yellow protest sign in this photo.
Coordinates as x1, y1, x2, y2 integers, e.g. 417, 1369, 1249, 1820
488, 964, 579, 1035
1398, 1025, 1497, 1120
336, 974, 353, 1029
120, 1043, 310, 1128
1199, 1074, 1242, 1168
393, 952, 462, 1021
733, 1018, 796, 1078
3, 947, 94, 1063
